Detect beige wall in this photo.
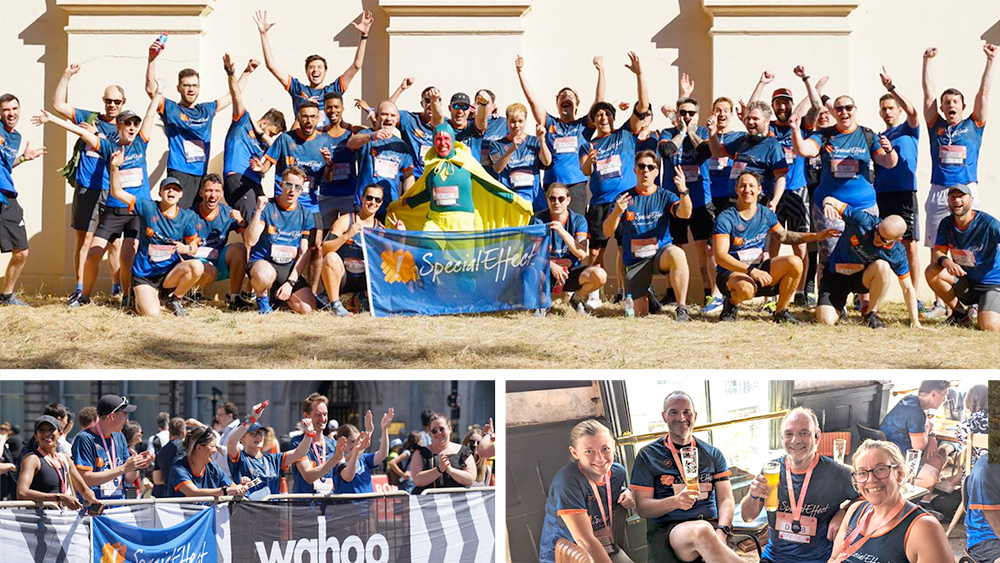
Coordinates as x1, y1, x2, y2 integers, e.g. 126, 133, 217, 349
4, 0, 999, 298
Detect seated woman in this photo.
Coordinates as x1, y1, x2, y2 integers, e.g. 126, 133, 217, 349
227, 401, 317, 499
167, 426, 249, 498
956, 384, 989, 469
462, 428, 492, 487
388, 431, 423, 494
321, 184, 384, 317
17, 415, 100, 511
538, 420, 634, 563
828, 439, 954, 563
333, 408, 394, 494
411, 413, 476, 494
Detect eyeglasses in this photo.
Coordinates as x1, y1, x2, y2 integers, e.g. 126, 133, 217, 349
451, 103, 470, 111
834, 104, 855, 113
364, 195, 383, 203
851, 463, 897, 482
103, 98, 125, 105
430, 427, 448, 435
548, 195, 568, 203
282, 181, 304, 192
678, 110, 697, 117
637, 163, 659, 171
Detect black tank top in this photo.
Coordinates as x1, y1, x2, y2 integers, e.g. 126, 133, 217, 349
840, 500, 928, 563
413, 445, 474, 494
24, 450, 67, 496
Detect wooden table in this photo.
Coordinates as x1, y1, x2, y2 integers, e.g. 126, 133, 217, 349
932, 418, 961, 443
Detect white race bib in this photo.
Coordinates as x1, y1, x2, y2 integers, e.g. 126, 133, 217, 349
374, 157, 399, 179
85, 149, 101, 159
183, 139, 207, 163
148, 244, 175, 263
775, 512, 818, 543
736, 247, 763, 264
100, 476, 121, 495
831, 158, 859, 179
783, 146, 795, 165
708, 156, 729, 171
553, 136, 578, 154
119, 168, 143, 189
681, 165, 701, 183
596, 155, 622, 178
729, 161, 747, 180
314, 477, 333, 494
510, 170, 535, 188
270, 244, 297, 264
834, 263, 865, 275
631, 237, 658, 259
330, 163, 351, 181
939, 145, 967, 165
194, 246, 219, 261
949, 248, 977, 267
432, 185, 459, 207
344, 257, 366, 275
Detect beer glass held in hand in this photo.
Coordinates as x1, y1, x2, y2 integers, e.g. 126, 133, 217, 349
680, 446, 700, 493
763, 461, 780, 511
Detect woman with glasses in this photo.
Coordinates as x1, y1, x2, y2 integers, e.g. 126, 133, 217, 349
167, 425, 249, 498
462, 428, 492, 487
227, 401, 319, 500
411, 413, 476, 494
827, 440, 953, 563
17, 415, 100, 511
320, 184, 384, 316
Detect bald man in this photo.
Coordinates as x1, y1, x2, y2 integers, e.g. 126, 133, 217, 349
816, 196, 922, 328
347, 100, 415, 221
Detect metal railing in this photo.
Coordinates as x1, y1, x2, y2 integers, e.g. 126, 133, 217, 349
420, 486, 495, 495
615, 409, 791, 446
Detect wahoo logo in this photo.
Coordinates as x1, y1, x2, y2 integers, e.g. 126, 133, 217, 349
254, 518, 388, 563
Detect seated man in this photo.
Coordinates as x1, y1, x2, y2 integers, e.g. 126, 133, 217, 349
320, 184, 384, 317
191, 174, 253, 309
925, 184, 1000, 331
535, 183, 606, 314
244, 166, 317, 314
740, 408, 858, 563
815, 196, 922, 328
108, 151, 203, 317
880, 380, 950, 489
713, 171, 837, 323
965, 454, 1000, 563
602, 151, 692, 319
631, 391, 743, 563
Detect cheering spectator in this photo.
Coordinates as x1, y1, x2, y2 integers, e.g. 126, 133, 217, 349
411, 413, 476, 493
462, 428, 492, 487
167, 425, 248, 498
333, 409, 394, 494
17, 415, 99, 510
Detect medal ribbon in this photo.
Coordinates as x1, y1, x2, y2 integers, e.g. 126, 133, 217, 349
96, 428, 118, 471
784, 453, 819, 528
834, 496, 910, 562
665, 437, 698, 489
584, 466, 613, 538
38, 448, 67, 495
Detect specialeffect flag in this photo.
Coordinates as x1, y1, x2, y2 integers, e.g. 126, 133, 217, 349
92, 505, 217, 563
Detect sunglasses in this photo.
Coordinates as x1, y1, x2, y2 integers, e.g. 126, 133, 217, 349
468, 440, 479, 448
548, 195, 568, 203
451, 103, 471, 111
430, 427, 448, 435
636, 163, 659, 171
103, 98, 125, 105
111, 396, 131, 414
282, 181, 304, 192
834, 104, 855, 113
678, 110, 697, 117
364, 195, 383, 203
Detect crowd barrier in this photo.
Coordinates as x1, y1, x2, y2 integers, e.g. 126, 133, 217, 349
0, 488, 496, 563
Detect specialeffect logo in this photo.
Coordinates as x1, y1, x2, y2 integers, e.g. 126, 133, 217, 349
254, 518, 388, 563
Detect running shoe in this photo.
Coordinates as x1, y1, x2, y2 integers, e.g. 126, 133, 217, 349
719, 299, 738, 322
773, 309, 803, 325
256, 296, 274, 315
165, 296, 187, 317
329, 299, 352, 317
675, 305, 691, 322
0, 294, 29, 306
226, 293, 255, 311
585, 290, 602, 310
647, 287, 663, 315
920, 302, 949, 320
863, 311, 885, 329
944, 308, 973, 328
569, 294, 592, 315
701, 295, 724, 314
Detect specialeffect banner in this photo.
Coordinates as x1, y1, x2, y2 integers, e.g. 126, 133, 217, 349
362, 225, 551, 317
92, 506, 217, 563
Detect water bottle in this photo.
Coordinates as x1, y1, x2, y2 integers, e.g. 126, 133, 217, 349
150, 33, 168, 58
624, 293, 635, 318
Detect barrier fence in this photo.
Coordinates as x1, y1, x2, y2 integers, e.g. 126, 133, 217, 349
0, 488, 496, 563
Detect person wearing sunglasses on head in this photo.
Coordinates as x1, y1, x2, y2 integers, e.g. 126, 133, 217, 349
51, 64, 128, 304
245, 166, 318, 315
814, 196, 921, 329
411, 413, 476, 494
72, 395, 153, 502
534, 183, 606, 314
320, 184, 384, 316
827, 440, 953, 563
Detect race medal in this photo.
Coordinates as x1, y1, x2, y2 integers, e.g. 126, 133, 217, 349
792, 521, 801, 533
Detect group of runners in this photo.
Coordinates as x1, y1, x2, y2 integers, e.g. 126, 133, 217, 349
0, 11, 996, 330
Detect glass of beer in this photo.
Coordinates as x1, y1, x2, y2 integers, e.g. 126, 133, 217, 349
763, 461, 781, 512
833, 439, 847, 465
680, 446, 700, 493
905, 449, 922, 491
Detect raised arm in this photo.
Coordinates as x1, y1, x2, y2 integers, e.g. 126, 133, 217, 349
389, 77, 414, 106
793, 66, 824, 110
789, 113, 819, 158
474, 92, 491, 134
536, 124, 552, 167
340, 432, 370, 483
223, 54, 245, 119
244, 196, 268, 248
975, 43, 996, 124
32, 109, 99, 150
336, 11, 374, 93
626, 52, 649, 132
107, 149, 132, 207
140, 82, 163, 140
216, 59, 257, 111
52, 64, 81, 119
603, 192, 631, 239
748, 70, 774, 105
879, 66, 919, 128
427, 87, 446, 127
144, 36, 164, 99
922, 48, 940, 125
286, 419, 316, 466
515, 55, 547, 126
253, 11, 288, 86
374, 408, 394, 466
593, 55, 606, 105
705, 114, 726, 157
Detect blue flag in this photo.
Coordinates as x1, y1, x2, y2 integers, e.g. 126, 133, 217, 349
92, 506, 217, 563
362, 224, 551, 316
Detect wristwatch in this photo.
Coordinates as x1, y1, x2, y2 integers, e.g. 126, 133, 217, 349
677, 189, 690, 197
221, 485, 228, 496
717, 524, 733, 536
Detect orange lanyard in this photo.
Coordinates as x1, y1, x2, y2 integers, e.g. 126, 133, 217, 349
583, 465, 613, 535
38, 449, 66, 494
784, 454, 819, 531
665, 437, 698, 483
835, 496, 910, 562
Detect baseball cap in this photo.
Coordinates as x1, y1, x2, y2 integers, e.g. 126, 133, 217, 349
450, 92, 471, 107
97, 394, 137, 416
947, 184, 973, 196
390, 438, 403, 449
34, 415, 62, 434
771, 88, 794, 101
245, 422, 264, 434
160, 177, 183, 191
116, 110, 141, 124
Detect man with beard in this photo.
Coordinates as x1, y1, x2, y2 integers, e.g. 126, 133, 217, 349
190, 174, 252, 310
740, 408, 858, 563
631, 391, 743, 563
348, 100, 415, 220
925, 184, 1000, 331
706, 97, 741, 215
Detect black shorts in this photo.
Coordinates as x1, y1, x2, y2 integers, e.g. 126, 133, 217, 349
133, 270, 171, 292
0, 196, 28, 253
646, 519, 715, 563
876, 190, 920, 241
168, 169, 203, 210
224, 173, 263, 222
717, 259, 779, 298
341, 273, 368, 295
624, 246, 674, 296
71, 187, 106, 232
818, 270, 869, 311
776, 189, 809, 232
255, 259, 312, 301
954, 276, 1000, 314
669, 206, 715, 245
969, 538, 1000, 563
94, 205, 140, 242
711, 196, 736, 216
586, 203, 614, 249
552, 263, 589, 293
565, 181, 589, 216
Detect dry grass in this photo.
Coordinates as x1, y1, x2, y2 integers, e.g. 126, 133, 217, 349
0, 293, 997, 369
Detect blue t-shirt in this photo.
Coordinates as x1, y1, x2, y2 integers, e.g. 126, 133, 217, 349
398, 110, 436, 179
534, 209, 589, 269
934, 210, 1000, 285
228, 449, 290, 499
966, 454, 1000, 551
879, 395, 926, 454
760, 455, 859, 563
223, 110, 267, 184
159, 98, 218, 176
708, 131, 742, 199
661, 126, 711, 208
72, 109, 119, 191
538, 461, 628, 563
248, 200, 314, 265
131, 198, 201, 279
929, 116, 985, 186
264, 129, 332, 212
286, 76, 344, 130
480, 117, 510, 175
722, 133, 788, 198
71, 427, 130, 500
491, 135, 546, 212
712, 206, 780, 274
167, 457, 232, 498
770, 122, 809, 192
452, 123, 485, 166
96, 135, 151, 208
334, 451, 378, 494
631, 437, 731, 529
355, 133, 415, 211
545, 114, 593, 186
807, 126, 882, 210
152, 438, 182, 499
875, 121, 919, 193
618, 186, 682, 267
580, 124, 638, 206
318, 127, 357, 198
195, 203, 241, 260
288, 434, 338, 494
0, 125, 22, 201
825, 205, 910, 279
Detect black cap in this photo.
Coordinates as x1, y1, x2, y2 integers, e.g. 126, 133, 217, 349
97, 394, 137, 416
34, 415, 62, 434
450, 92, 471, 106
116, 110, 141, 124
160, 177, 183, 190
